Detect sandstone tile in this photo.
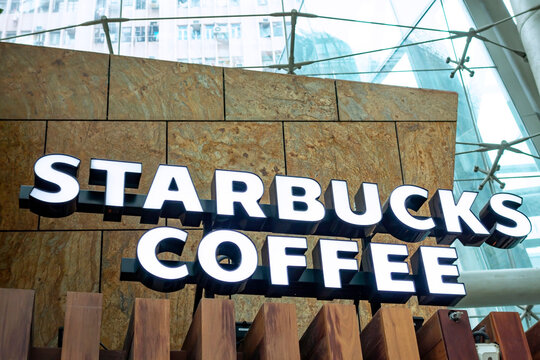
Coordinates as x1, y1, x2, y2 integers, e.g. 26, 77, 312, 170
225, 69, 337, 120
284, 122, 403, 203
40, 121, 166, 230
337, 80, 458, 121
0, 231, 100, 347
167, 121, 285, 227
0, 43, 108, 119
109, 56, 223, 120
0, 121, 45, 230
396, 121, 456, 220
101, 229, 201, 350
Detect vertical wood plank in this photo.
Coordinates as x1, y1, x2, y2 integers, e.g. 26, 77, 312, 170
360, 307, 420, 360
0, 288, 35, 360
416, 310, 476, 360
240, 302, 300, 360
300, 303, 362, 360
527, 320, 540, 360
61, 292, 103, 360
181, 298, 236, 360
124, 298, 170, 360
31, 348, 126, 360
475, 312, 532, 360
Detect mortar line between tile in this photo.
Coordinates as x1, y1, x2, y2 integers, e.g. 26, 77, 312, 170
334, 81, 340, 121
282, 121, 288, 175
222, 68, 226, 120
2, 119, 457, 123
394, 122, 405, 185
106, 55, 111, 120
165, 120, 169, 227
38, 120, 48, 230
0, 228, 202, 233
43, 120, 48, 155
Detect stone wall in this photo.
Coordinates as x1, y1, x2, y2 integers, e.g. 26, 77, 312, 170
0, 42, 457, 349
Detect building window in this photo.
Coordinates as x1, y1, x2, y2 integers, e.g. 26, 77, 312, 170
204, 57, 216, 66
259, 21, 270, 38
6, 31, 16, 42
191, 0, 199, 7
66, 0, 77, 12
257, 0, 267, 5
177, 0, 187, 6
33, 26, 45, 45
191, 24, 201, 39
135, 26, 145, 42
121, 27, 132, 42
232, 56, 242, 67
230, 0, 239, 6
94, 27, 104, 43
148, 22, 158, 42
177, 58, 188, 63
231, 23, 241, 39
274, 49, 282, 62
261, 50, 273, 65
10, 0, 20, 12
215, 23, 228, 41
272, 22, 283, 37
49, 30, 61, 46
63, 28, 76, 46
22, 0, 34, 13
38, 0, 49, 12
177, 25, 187, 40
191, 57, 202, 64
218, 57, 229, 66
204, 24, 214, 40
51, 0, 62, 12
135, 0, 145, 10
123, 0, 133, 7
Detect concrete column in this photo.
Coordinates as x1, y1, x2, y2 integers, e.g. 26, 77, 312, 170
510, 0, 540, 96
456, 268, 540, 307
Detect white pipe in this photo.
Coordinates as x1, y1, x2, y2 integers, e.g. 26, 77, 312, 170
456, 267, 540, 307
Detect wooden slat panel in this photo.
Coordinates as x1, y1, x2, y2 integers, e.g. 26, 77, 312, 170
61, 292, 103, 360
360, 307, 420, 360
475, 312, 532, 360
527, 320, 540, 360
124, 298, 170, 360
170, 350, 188, 360
241, 302, 300, 360
416, 310, 476, 360
181, 298, 236, 360
0, 288, 35, 360
300, 303, 362, 360
420, 341, 446, 360
31, 348, 126, 360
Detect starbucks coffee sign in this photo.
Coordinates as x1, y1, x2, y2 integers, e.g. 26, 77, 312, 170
19, 154, 532, 306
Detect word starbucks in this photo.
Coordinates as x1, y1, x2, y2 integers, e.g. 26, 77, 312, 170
22, 154, 531, 249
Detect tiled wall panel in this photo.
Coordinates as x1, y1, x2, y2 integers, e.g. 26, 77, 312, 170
0, 43, 458, 348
